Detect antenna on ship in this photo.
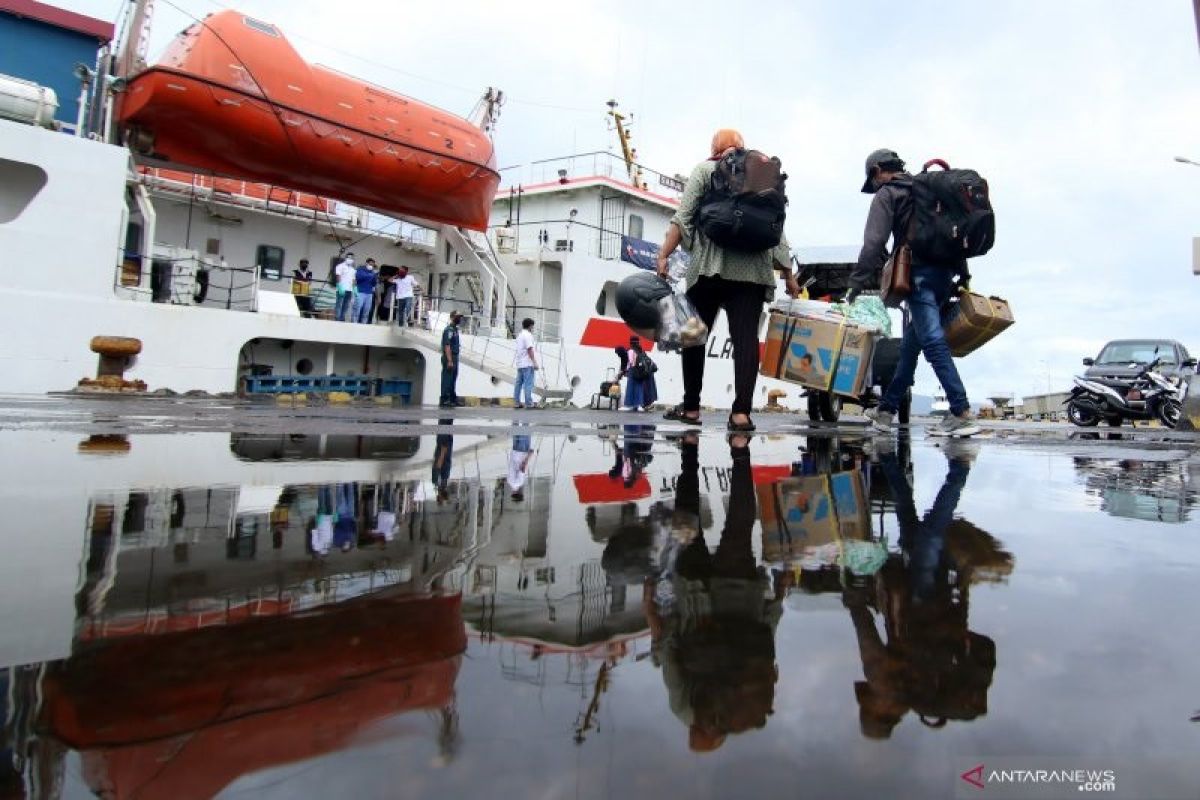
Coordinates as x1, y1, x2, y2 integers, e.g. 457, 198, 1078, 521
606, 100, 646, 190
469, 87, 505, 136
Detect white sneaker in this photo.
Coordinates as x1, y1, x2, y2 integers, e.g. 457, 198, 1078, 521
864, 408, 895, 434
929, 412, 981, 438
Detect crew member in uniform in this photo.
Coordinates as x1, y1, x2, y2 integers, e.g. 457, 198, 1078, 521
440, 310, 464, 407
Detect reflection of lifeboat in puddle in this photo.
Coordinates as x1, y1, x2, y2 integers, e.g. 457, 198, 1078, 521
40, 593, 464, 799
118, 10, 500, 229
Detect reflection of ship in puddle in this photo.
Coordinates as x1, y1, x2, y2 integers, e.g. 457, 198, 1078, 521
6, 474, 476, 798
231, 432, 420, 461
1073, 456, 1199, 523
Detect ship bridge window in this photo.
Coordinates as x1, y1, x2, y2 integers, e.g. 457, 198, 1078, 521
255, 245, 285, 281
628, 214, 644, 240
242, 16, 280, 37
0, 158, 48, 225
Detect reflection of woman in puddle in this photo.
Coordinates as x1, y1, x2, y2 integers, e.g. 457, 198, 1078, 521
609, 425, 655, 489
846, 439, 1010, 738
643, 434, 784, 753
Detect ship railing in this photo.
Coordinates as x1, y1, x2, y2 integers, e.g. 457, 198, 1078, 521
490, 220, 617, 261
112, 251, 260, 311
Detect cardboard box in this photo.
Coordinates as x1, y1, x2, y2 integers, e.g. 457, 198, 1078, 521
943, 292, 1014, 357
758, 468, 869, 563
761, 311, 877, 398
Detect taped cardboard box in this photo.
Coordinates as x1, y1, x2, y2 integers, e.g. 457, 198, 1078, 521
758, 468, 870, 563
943, 291, 1013, 357
761, 311, 877, 398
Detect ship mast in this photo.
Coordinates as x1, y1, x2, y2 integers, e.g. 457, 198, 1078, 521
606, 100, 646, 190
113, 0, 155, 80
468, 87, 505, 136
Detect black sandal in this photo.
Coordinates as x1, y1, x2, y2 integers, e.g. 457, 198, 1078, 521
664, 404, 701, 424
727, 414, 756, 432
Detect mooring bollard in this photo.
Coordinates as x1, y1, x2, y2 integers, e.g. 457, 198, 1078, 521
77, 336, 147, 392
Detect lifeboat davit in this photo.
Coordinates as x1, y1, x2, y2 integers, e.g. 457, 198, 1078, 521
118, 10, 499, 230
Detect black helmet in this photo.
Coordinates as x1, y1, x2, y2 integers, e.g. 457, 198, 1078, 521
861, 148, 905, 194
615, 272, 671, 334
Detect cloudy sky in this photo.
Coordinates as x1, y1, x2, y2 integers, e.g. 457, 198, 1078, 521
63, 0, 1200, 401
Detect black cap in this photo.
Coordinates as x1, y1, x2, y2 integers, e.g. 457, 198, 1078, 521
861, 148, 905, 194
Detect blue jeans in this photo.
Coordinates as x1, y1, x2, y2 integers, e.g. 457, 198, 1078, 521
514, 366, 535, 406
395, 297, 413, 327
353, 292, 373, 323
881, 264, 970, 416
335, 290, 354, 322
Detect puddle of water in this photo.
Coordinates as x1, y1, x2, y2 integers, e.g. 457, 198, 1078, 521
0, 428, 1197, 799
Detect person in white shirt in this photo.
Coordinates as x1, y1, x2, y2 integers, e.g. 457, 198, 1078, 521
513, 317, 538, 409
333, 253, 357, 321
392, 265, 416, 327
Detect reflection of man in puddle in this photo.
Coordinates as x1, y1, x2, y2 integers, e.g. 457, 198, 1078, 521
846, 438, 1011, 738
643, 433, 784, 752
507, 427, 533, 501
433, 420, 454, 503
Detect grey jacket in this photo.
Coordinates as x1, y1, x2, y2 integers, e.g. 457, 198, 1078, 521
849, 174, 968, 293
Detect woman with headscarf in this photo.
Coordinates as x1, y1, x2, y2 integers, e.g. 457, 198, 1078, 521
622, 336, 658, 412
657, 129, 801, 431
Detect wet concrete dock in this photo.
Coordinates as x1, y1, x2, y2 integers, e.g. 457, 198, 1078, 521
0, 394, 1196, 799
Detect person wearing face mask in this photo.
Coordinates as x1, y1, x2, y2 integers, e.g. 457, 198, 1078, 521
849, 149, 979, 438
333, 252, 357, 322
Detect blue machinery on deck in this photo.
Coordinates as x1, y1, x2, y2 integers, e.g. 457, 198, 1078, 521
242, 376, 413, 404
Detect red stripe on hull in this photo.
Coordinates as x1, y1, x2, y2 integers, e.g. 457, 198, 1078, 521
579, 318, 655, 352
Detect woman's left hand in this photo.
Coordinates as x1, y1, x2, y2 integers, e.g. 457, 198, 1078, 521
784, 272, 802, 298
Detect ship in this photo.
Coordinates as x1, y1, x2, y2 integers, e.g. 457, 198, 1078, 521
0, 0, 856, 411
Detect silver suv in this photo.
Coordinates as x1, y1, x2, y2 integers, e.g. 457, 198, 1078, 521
1083, 339, 1193, 381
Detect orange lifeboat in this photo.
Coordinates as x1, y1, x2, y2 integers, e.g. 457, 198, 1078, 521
118, 10, 499, 230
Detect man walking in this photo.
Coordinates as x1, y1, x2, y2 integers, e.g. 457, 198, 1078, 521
291, 259, 313, 316
850, 149, 980, 437
353, 258, 379, 324
513, 317, 538, 409
440, 310, 464, 408
333, 252, 356, 322
393, 265, 416, 327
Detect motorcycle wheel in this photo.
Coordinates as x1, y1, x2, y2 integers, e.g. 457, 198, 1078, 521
1157, 400, 1182, 429
806, 392, 822, 423
1067, 400, 1100, 427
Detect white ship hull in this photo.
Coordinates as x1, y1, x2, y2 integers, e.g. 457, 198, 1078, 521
0, 117, 811, 412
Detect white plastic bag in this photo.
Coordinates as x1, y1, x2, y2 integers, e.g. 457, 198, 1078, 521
655, 292, 709, 352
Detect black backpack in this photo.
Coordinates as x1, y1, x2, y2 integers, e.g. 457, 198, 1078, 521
695, 149, 787, 253
630, 351, 655, 380
909, 159, 995, 263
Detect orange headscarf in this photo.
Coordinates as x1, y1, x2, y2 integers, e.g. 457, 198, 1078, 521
710, 128, 744, 159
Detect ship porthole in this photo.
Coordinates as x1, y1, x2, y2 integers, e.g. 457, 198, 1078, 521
570, 376, 581, 388
490, 376, 500, 385
296, 358, 313, 375
726, 383, 733, 393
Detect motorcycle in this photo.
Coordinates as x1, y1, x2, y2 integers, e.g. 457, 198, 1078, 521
1065, 357, 1195, 429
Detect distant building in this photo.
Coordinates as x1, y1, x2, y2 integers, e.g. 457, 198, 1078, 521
0, 0, 114, 128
